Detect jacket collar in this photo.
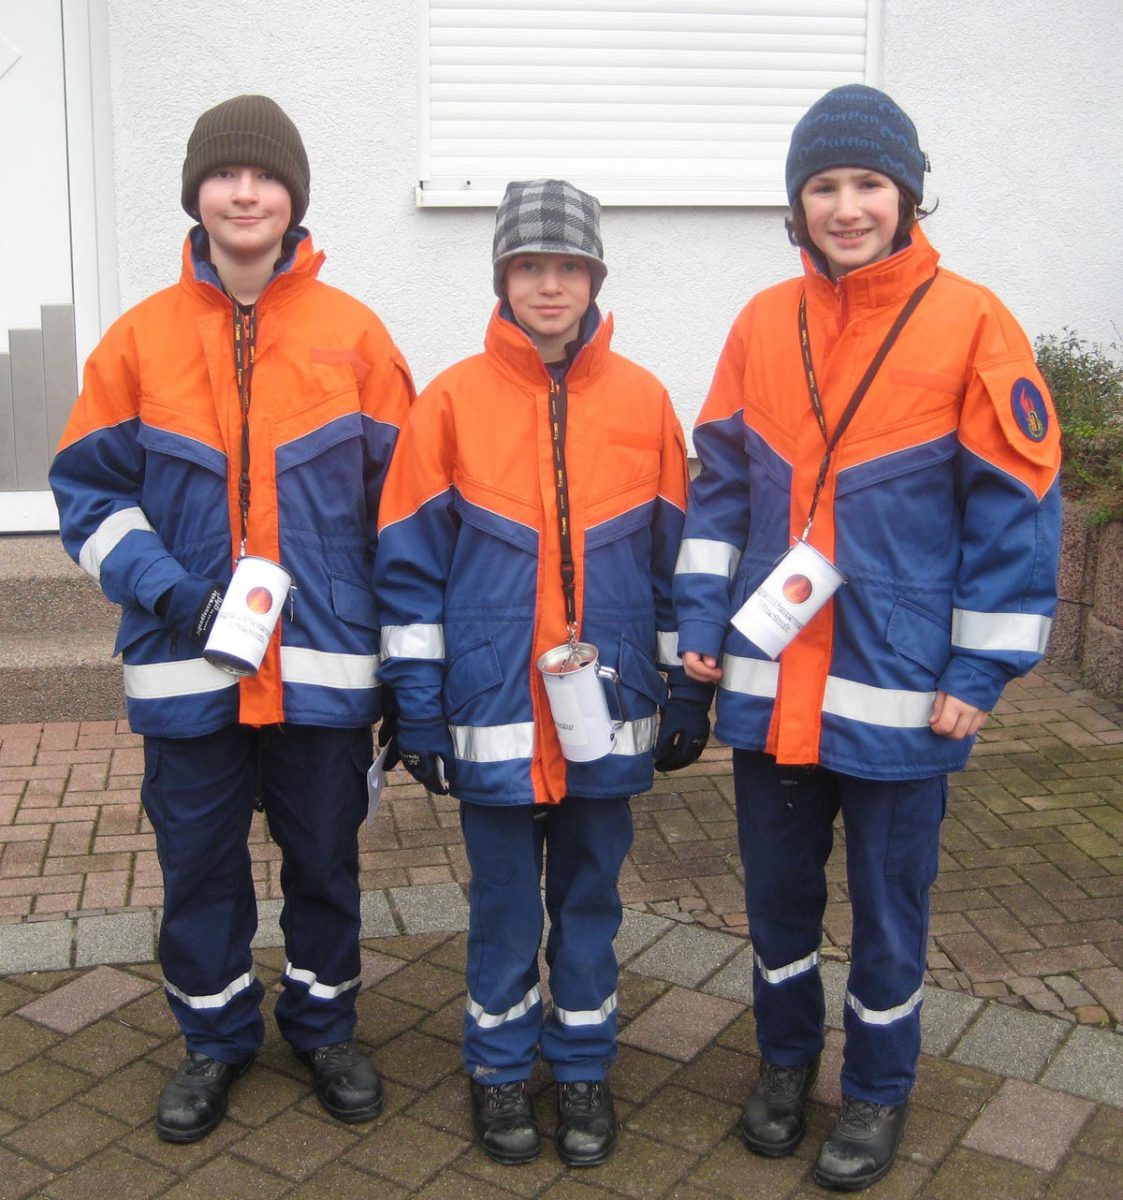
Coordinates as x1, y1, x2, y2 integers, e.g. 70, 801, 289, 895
483, 301, 613, 388
801, 225, 941, 318
180, 226, 325, 310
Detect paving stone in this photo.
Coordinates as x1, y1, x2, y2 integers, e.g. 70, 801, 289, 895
961, 1078, 1096, 1171
619, 985, 742, 1062
80, 1058, 171, 1128
3, 1103, 131, 1172
284, 1161, 409, 1198
922, 1146, 1048, 1198
0, 918, 74, 972
1039, 1024, 1123, 1106
0, 1012, 61, 1070
233, 1107, 360, 1181
950, 1002, 1068, 1080
17, 965, 154, 1034
374, 960, 465, 1014
74, 912, 156, 967
43, 1016, 158, 1080
1074, 1104, 1123, 1163
376, 1029, 461, 1090
0, 1056, 91, 1118
390, 883, 469, 934
628, 923, 741, 988
566, 1130, 698, 1199
359, 888, 398, 938
37, 1145, 175, 1200
344, 1114, 467, 1188
1045, 1152, 1123, 1200
919, 985, 984, 1056
156, 1153, 291, 1199
0, 1144, 56, 1199
625, 1083, 738, 1152
688, 1137, 807, 1197
614, 908, 675, 964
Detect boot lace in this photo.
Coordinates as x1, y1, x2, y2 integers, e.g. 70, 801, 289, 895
838, 1097, 887, 1132
483, 1080, 531, 1115
759, 1061, 812, 1101
559, 1080, 603, 1117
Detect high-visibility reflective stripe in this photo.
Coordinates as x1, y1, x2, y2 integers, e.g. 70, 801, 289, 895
719, 654, 779, 699
79, 506, 155, 580
451, 721, 535, 762
283, 962, 362, 1000
610, 717, 657, 756
124, 658, 238, 700
846, 984, 925, 1026
466, 984, 542, 1028
164, 969, 256, 1010
952, 608, 1053, 655
382, 623, 445, 660
674, 538, 742, 578
657, 630, 681, 667
822, 676, 934, 728
281, 646, 379, 690
554, 993, 618, 1027
755, 948, 820, 984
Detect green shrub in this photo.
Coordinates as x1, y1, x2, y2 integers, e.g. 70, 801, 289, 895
1035, 331, 1123, 525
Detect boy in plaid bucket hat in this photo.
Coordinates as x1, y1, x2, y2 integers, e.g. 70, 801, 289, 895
376, 180, 711, 1167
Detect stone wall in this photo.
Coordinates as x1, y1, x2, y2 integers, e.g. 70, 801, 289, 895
1048, 502, 1123, 698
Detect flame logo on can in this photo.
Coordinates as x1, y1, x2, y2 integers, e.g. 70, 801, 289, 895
245, 586, 274, 615
782, 574, 813, 604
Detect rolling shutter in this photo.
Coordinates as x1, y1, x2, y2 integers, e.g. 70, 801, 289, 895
418, 0, 883, 206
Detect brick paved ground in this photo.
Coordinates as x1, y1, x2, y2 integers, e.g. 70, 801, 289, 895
1, 661, 1121, 1195
2, 663, 1120, 1025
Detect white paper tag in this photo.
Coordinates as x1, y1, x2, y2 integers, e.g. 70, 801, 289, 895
731, 539, 845, 659
366, 744, 390, 825
548, 683, 588, 748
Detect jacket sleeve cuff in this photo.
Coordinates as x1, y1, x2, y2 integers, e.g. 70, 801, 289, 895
676, 619, 728, 663
398, 716, 454, 756
936, 656, 1009, 713
133, 556, 189, 614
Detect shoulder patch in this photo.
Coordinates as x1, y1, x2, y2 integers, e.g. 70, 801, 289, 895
1011, 378, 1049, 443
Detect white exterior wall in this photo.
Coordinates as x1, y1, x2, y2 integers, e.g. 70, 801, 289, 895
106, 0, 1121, 438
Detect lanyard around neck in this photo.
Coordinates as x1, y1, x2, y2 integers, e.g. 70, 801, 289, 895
796, 273, 937, 539
547, 377, 580, 647
231, 300, 257, 557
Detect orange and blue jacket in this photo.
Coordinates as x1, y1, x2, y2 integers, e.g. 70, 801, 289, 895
50, 230, 414, 737
375, 305, 695, 806
674, 227, 1061, 780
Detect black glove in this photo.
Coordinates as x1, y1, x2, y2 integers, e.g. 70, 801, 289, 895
155, 576, 225, 643
377, 687, 401, 773
396, 717, 453, 795
653, 694, 711, 772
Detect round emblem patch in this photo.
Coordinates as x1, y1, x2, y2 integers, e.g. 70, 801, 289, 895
1011, 378, 1049, 442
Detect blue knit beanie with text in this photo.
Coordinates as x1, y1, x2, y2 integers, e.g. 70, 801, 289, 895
785, 84, 927, 205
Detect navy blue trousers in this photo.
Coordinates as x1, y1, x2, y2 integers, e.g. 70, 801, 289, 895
460, 796, 633, 1085
141, 723, 371, 1062
734, 750, 946, 1105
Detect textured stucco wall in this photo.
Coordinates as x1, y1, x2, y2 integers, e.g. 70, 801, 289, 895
105, 0, 1122, 438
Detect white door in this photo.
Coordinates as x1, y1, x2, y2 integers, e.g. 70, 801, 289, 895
0, 0, 115, 532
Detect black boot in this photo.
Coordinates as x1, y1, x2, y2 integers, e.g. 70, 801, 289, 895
469, 1078, 541, 1165
740, 1055, 820, 1156
814, 1096, 910, 1191
299, 1040, 384, 1123
556, 1080, 617, 1167
156, 1051, 253, 1143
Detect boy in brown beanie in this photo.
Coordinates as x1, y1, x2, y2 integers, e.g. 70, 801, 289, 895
50, 94, 414, 1142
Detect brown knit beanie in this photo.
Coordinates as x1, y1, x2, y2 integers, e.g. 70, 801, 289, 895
181, 95, 310, 227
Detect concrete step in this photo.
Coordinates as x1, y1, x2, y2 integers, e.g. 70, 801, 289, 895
0, 630, 124, 723
0, 535, 118, 635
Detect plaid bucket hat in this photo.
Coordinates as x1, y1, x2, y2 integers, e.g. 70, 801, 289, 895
492, 179, 607, 298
